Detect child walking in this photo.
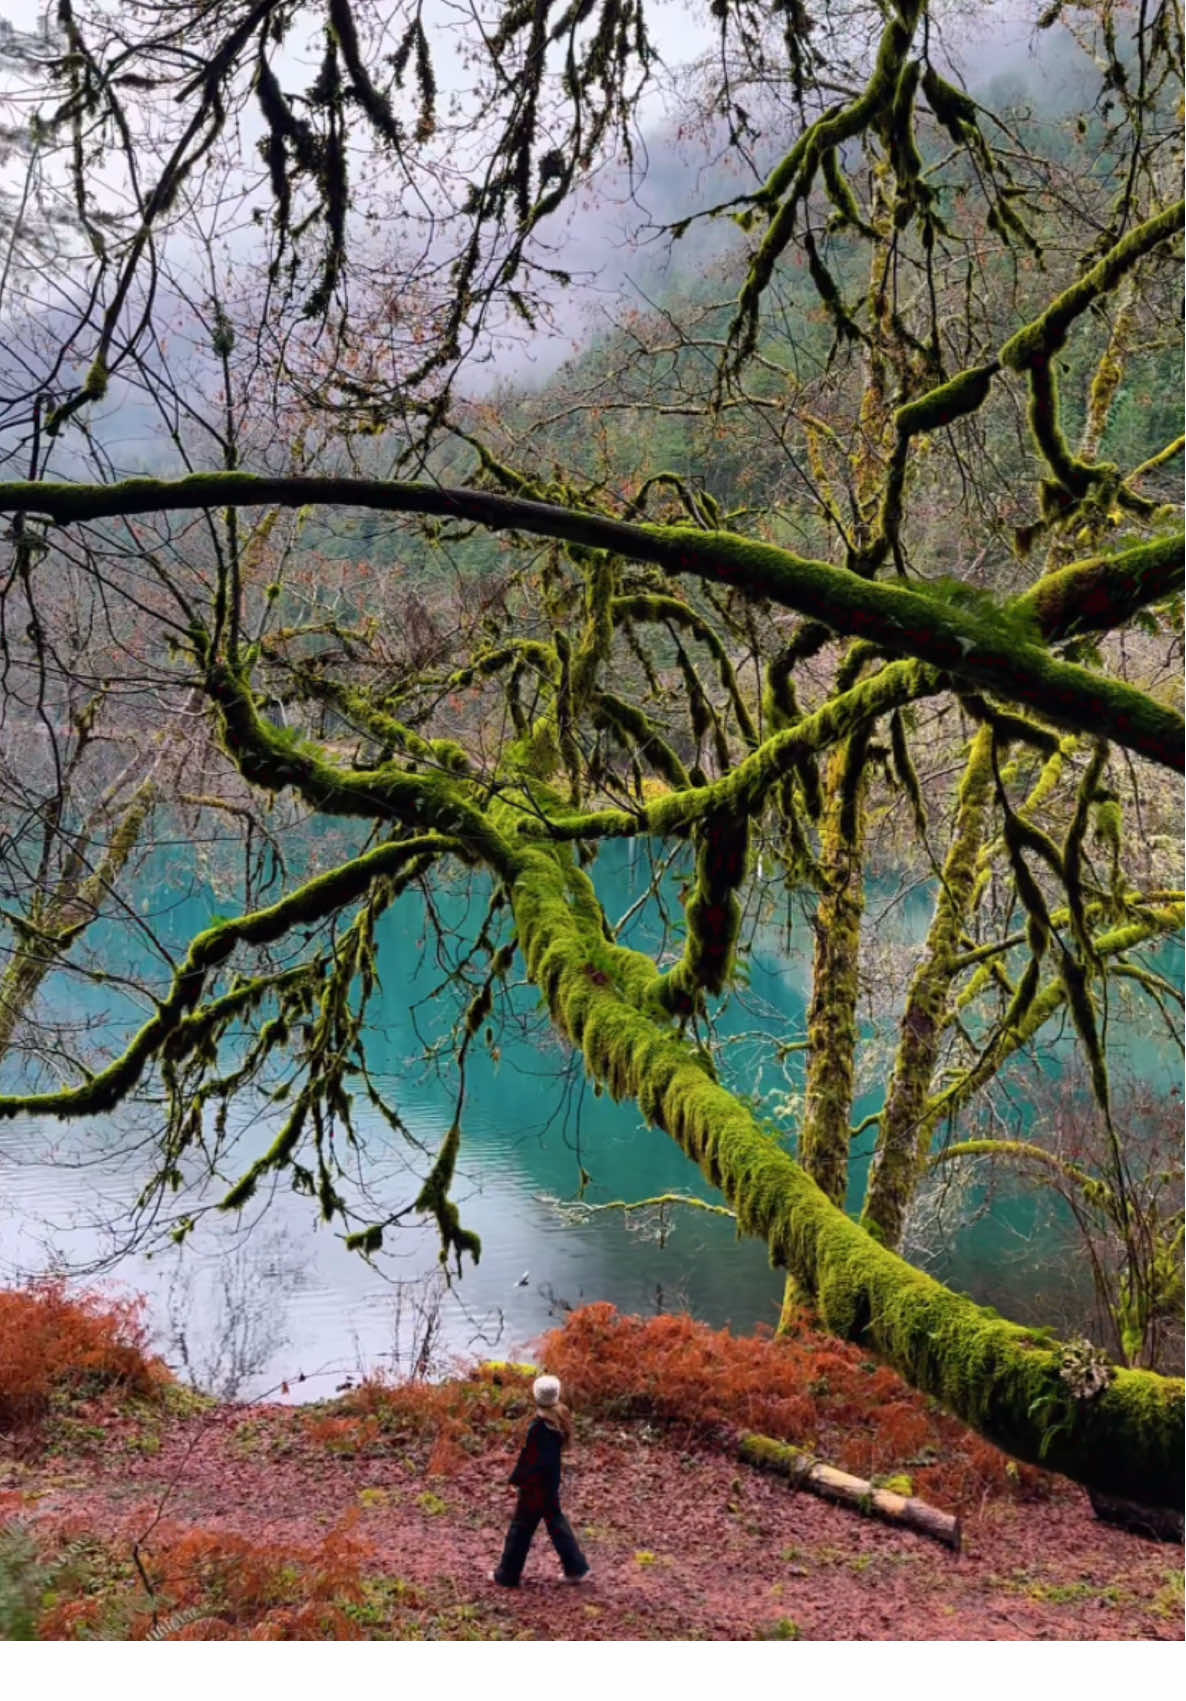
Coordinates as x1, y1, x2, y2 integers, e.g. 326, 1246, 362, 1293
490, 1374, 591, 1587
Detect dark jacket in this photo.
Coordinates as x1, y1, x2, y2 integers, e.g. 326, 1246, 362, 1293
509, 1416, 565, 1501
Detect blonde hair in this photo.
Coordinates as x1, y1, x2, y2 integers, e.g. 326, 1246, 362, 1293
538, 1401, 573, 1447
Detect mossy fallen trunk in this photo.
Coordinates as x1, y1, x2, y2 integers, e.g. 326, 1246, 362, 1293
737, 1432, 962, 1550
509, 841, 1184, 1513
1087, 1489, 1183, 1544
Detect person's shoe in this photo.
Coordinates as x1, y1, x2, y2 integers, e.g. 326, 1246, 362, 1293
489, 1571, 517, 1587
564, 1571, 593, 1584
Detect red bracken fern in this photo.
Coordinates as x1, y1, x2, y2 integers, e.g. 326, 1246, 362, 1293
0, 1280, 168, 1431
539, 1304, 1045, 1510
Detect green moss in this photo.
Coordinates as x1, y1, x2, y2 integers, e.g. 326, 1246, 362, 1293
800, 729, 869, 1206
612, 593, 758, 746
0, 831, 454, 1123
999, 200, 1184, 371
738, 1433, 811, 1477
881, 1474, 914, 1496
1015, 534, 1183, 641
2, 475, 1178, 768
656, 810, 750, 1011
506, 823, 1183, 1506
854, 724, 993, 1245
414, 1119, 481, 1271
726, 10, 920, 367
893, 362, 997, 440
594, 692, 690, 791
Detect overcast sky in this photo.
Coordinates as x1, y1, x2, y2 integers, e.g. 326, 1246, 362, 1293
0, 4, 1107, 409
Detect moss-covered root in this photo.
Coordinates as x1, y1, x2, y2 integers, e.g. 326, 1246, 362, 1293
861, 726, 994, 1247
510, 842, 1184, 1511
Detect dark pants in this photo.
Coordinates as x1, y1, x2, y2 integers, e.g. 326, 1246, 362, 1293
493, 1492, 589, 1585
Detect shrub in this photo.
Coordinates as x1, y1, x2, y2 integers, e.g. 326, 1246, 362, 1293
0, 1521, 42, 1639
303, 1362, 527, 1477
539, 1304, 1044, 1510
0, 1281, 167, 1432
127, 1513, 372, 1639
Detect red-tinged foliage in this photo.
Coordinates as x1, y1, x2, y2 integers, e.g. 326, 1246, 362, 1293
302, 1412, 384, 1454
247, 1603, 363, 1640
173, 1616, 233, 1640
311, 1362, 529, 1476
123, 1511, 372, 1640
426, 1431, 468, 1477
538, 1305, 1046, 1510
0, 1281, 168, 1431
38, 1597, 104, 1640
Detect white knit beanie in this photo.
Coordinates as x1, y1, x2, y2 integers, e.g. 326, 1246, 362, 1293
532, 1374, 561, 1407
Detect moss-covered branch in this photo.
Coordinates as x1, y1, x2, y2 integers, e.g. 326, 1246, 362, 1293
611, 592, 758, 745
999, 201, 1185, 372
0, 833, 456, 1121
0, 778, 157, 1060
1014, 534, 1182, 639
204, 659, 516, 871
2, 479, 1179, 768
931, 1138, 1116, 1214
725, 4, 923, 369
926, 906, 1186, 1137
542, 657, 938, 844
504, 826, 1183, 1509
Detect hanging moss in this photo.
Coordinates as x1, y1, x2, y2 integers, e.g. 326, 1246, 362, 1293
593, 692, 691, 791
570, 555, 618, 709
725, 8, 920, 369
612, 592, 758, 745
414, 1119, 481, 1271
0, 832, 454, 1122
1063, 743, 1110, 963
929, 905, 1184, 1136
821, 146, 875, 238
656, 809, 751, 1013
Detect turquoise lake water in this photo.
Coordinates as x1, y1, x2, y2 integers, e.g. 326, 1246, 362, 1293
0, 839, 1179, 1397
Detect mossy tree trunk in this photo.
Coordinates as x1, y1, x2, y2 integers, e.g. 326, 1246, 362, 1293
860, 283, 1158, 1251
0, 776, 158, 1060
503, 827, 1183, 1511
861, 727, 994, 1246
800, 730, 869, 1205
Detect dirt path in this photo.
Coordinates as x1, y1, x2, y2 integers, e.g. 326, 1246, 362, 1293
5, 1397, 1180, 1640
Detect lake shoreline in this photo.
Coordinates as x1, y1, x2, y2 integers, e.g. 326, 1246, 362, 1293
1, 1288, 1180, 1641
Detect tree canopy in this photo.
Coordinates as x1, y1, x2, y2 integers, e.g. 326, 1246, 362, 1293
0, 1, 1182, 1511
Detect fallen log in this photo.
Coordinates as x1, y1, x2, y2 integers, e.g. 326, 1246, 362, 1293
737, 1431, 962, 1551
1089, 1488, 1183, 1544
